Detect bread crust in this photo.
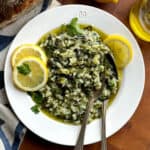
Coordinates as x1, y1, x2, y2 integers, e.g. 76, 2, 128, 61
0, 0, 42, 29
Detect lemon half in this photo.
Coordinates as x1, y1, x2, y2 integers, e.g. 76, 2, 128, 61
11, 44, 47, 67
104, 34, 133, 69
13, 56, 48, 91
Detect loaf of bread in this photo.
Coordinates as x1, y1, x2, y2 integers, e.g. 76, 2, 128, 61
0, 0, 43, 28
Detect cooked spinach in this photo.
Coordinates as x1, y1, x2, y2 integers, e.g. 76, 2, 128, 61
30, 18, 119, 124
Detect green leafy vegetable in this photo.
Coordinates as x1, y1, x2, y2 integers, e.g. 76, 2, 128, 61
28, 91, 43, 104
66, 18, 84, 36
29, 92, 43, 114
31, 105, 39, 114
32, 17, 119, 124
17, 63, 31, 75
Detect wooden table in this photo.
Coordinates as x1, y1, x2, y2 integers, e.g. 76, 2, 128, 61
20, 0, 150, 149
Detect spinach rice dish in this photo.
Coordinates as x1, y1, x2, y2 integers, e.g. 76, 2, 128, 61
29, 18, 119, 124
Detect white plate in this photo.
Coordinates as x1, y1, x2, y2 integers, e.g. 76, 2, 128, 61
4, 5, 145, 146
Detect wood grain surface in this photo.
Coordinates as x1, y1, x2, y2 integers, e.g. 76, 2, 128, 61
20, 0, 150, 149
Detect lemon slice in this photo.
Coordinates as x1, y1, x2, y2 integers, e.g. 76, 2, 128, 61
11, 44, 47, 67
104, 34, 133, 69
13, 56, 48, 91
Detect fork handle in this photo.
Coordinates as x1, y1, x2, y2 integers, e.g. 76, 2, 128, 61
101, 101, 107, 150
74, 96, 94, 150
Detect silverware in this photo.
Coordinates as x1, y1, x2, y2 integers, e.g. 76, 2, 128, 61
101, 99, 108, 150
101, 53, 118, 150
74, 93, 95, 150
74, 53, 118, 150
74, 82, 105, 150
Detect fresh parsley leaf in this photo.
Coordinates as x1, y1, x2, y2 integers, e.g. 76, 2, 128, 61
17, 63, 31, 75
28, 91, 43, 104
31, 105, 39, 114
66, 18, 84, 36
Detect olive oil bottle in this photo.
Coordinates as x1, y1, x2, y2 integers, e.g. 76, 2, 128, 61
129, 0, 150, 42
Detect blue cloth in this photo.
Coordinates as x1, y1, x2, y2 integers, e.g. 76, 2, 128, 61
0, 1, 51, 149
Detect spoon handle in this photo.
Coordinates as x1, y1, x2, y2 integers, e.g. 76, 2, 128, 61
74, 96, 94, 150
101, 100, 107, 150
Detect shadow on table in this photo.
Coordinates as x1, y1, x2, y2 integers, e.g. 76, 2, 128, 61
20, 130, 102, 150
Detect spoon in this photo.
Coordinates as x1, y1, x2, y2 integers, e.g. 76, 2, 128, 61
74, 53, 118, 150
101, 99, 108, 150
101, 53, 118, 150
74, 89, 104, 150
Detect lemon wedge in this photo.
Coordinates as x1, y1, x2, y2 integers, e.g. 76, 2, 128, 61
11, 44, 47, 67
104, 34, 133, 69
13, 56, 48, 91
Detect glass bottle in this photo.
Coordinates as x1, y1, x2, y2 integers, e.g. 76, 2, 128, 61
129, 0, 150, 42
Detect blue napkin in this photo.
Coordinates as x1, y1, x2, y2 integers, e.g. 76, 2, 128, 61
0, 1, 51, 149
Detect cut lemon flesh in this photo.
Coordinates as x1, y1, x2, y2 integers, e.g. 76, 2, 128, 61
13, 57, 48, 91
104, 34, 133, 69
11, 44, 47, 67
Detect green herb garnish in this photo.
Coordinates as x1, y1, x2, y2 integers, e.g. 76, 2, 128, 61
31, 105, 39, 114
28, 91, 43, 104
66, 18, 84, 36
17, 63, 31, 75
28, 92, 43, 114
